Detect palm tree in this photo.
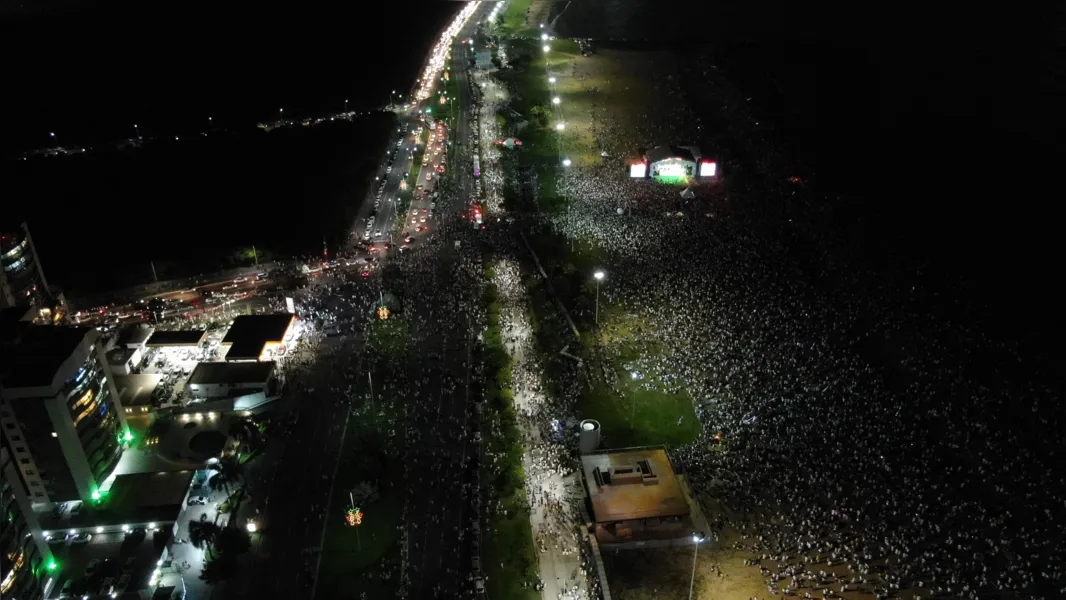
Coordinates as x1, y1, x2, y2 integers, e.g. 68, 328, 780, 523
209, 455, 243, 494
198, 524, 252, 584
188, 520, 221, 559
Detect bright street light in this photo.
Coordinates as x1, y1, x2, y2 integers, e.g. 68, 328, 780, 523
542, 44, 550, 52
556, 123, 565, 131
688, 534, 705, 600
552, 96, 561, 105
541, 33, 549, 41
549, 76, 556, 83
562, 158, 572, 167
593, 270, 606, 324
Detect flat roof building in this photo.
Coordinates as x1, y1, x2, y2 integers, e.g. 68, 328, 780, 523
113, 374, 163, 416
185, 361, 277, 399
221, 314, 295, 361
0, 326, 129, 506
580, 448, 693, 546
145, 330, 207, 348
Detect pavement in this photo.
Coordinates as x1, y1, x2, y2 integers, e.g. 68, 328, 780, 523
498, 273, 591, 600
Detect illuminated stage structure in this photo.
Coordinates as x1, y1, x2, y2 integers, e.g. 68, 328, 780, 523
628, 145, 717, 183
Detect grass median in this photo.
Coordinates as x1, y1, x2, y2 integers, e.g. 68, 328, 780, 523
315, 360, 408, 599
491, 36, 700, 449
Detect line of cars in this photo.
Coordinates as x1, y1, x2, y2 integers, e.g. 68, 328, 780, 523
56, 527, 149, 598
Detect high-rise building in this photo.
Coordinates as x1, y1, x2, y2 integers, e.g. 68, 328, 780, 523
1, 447, 58, 600
1, 222, 65, 323
0, 326, 129, 506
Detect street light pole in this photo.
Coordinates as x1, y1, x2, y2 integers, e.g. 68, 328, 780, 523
688, 534, 703, 600
368, 372, 374, 409
593, 270, 605, 326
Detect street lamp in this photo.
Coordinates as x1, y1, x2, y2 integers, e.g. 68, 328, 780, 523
133, 123, 139, 138
279, 108, 284, 121
552, 96, 561, 105
593, 270, 605, 325
549, 76, 556, 84
542, 44, 550, 52
562, 158, 572, 167
344, 99, 348, 113
541, 33, 549, 41
556, 123, 565, 131
688, 534, 705, 600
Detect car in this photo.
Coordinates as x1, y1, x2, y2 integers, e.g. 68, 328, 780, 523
84, 558, 101, 577
419, 217, 427, 223
116, 573, 131, 592
411, 210, 418, 216
374, 230, 382, 237
410, 218, 418, 225
123, 557, 136, 571
70, 533, 92, 544
425, 172, 432, 181
399, 245, 409, 253
404, 236, 415, 243
416, 225, 428, 232
361, 271, 371, 278
416, 184, 424, 190
233, 277, 246, 283
421, 207, 428, 213
188, 496, 206, 506
99, 577, 114, 597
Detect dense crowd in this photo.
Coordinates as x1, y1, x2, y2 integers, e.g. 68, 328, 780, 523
518, 34, 1065, 600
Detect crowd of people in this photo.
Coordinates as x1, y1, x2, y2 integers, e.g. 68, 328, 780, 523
509, 30, 1065, 600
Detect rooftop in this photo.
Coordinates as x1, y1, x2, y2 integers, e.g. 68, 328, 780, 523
113, 374, 163, 407
221, 314, 294, 361
117, 324, 155, 347
581, 448, 690, 523
145, 329, 207, 347
106, 345, 139, 366
646, 145, 697, 164
102, 470, 195, 521
0, 325, 92, 389
187, 361, 276, 386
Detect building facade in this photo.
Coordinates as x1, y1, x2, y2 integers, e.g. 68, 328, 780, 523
0, 327, 129, 506
1, 223, 50, 310
1, 447, 57, 600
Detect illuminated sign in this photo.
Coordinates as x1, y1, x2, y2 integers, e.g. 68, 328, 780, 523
285, 297, 295, 314
628, 163, 647, 178
700, 161, 717, 177
345, 507, 363, 527
657, 162, 688, 178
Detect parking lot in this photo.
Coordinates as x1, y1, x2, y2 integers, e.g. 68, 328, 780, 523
50, 527, 168, 598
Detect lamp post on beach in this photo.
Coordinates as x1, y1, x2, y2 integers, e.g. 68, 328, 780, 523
688, 533, 705, 600
593, 270, 605, 326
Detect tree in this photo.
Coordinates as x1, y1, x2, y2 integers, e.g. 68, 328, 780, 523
350, 481, 380, 508
188, 520, 221, 559
228, 418, 263, 453
209, 455, 243, 494
198, 526, 251, 584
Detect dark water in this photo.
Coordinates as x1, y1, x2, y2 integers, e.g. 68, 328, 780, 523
2, 1, 462, 296
551, 0, 1066, 349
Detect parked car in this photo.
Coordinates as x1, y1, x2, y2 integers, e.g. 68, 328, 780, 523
84, 558, 101, 577
70, 533, 92, 544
